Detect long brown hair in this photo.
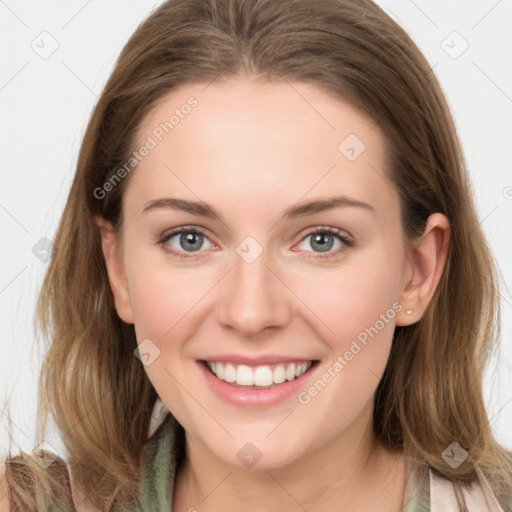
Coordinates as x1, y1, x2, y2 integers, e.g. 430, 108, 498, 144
3, 0, 511, 509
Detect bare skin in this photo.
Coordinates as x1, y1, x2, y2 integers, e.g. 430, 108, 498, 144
0, 463, 9, 512
173, 419, 408, 511
98, 76, 450, 511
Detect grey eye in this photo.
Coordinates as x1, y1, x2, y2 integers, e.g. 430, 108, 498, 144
298, 232, 343, 253
168, 231, 210, 252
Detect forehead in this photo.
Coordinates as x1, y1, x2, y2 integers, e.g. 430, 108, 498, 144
126, 78, 398, 222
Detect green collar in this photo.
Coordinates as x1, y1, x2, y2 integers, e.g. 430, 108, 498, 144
137, 414, 182, 511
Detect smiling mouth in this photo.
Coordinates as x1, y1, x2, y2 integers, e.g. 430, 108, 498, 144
201, 360, 319, 388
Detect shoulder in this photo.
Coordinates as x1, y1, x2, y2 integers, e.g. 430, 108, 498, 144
430, 467, 512, 512
71, 487, 102, 512
0, 452, 76, 512
0, 461, 10, 512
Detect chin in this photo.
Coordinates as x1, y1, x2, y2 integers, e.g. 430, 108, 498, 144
207, 433, 308, 471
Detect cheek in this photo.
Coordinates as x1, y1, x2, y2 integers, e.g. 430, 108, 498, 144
290, 257, 401, 437
125, 251, 215, 409
298, 254, 402, 350
125, 246, 207, 340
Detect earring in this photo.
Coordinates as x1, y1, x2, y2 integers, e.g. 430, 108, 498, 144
406, 309, 413, 315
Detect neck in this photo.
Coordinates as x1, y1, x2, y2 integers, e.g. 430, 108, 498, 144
173, 404, 407, 512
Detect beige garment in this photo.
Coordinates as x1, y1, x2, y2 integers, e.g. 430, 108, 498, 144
430, 467, 506, 512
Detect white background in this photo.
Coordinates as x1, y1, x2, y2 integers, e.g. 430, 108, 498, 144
1, 0, 511, 455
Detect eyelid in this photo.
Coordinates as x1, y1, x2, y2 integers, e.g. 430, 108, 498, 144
158, 225, 212, 243
295, 225, 353, 243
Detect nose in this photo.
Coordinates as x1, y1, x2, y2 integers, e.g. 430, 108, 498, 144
217, 244, 292, 338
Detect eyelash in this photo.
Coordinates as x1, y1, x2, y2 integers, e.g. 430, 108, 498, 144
156, 225, 353, 260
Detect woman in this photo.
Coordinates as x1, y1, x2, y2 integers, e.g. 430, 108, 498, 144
2, 0, 511, 510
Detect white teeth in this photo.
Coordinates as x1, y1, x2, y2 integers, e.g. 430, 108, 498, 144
236, 365, 254, 386
206, 360, 313, 387
273, 364, 286, 384
254, 366, 273, 387
224, 363, 236, 382
285, 363, 296, 381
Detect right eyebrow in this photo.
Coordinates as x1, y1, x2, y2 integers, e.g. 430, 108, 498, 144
142, 197, 221, 219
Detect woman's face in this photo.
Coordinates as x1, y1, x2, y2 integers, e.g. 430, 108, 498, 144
104, 78, 418, 468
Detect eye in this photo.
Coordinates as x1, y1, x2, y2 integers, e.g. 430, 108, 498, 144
296, 227, 353, 259
157, 225, 353, 260
157, 226, 214, 259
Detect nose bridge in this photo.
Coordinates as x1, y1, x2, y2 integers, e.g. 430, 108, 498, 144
217, 236, 290, 336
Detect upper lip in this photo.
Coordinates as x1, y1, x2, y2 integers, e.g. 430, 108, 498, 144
199, 355, 317, 366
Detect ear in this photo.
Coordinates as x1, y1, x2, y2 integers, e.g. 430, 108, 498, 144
395, 213, 450, 326
95, 215, 134, 324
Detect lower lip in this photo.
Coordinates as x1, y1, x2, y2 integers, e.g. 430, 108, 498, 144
197, 360, 318, 408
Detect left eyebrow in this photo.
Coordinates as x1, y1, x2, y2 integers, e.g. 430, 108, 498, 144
141, 195, 375, 221
281, 196, 375, 219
